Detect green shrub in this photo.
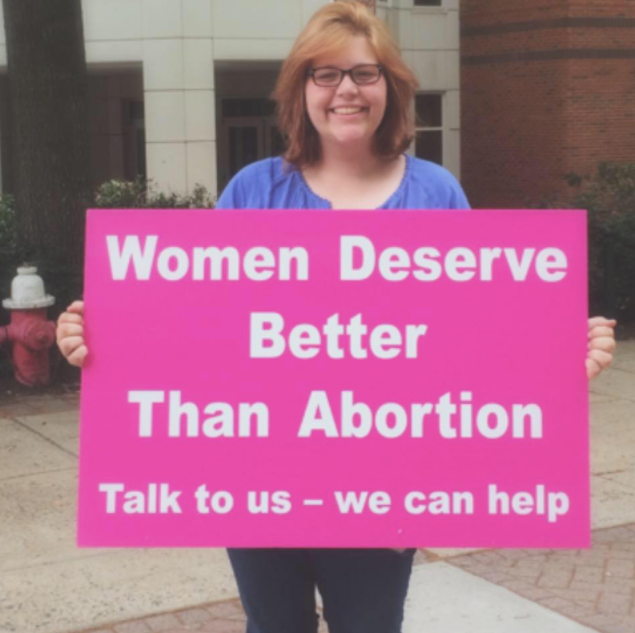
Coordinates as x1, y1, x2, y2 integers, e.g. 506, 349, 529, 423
0, 193, 18, 305
0, 194, 17, 377
0, 190, 84, 328
0, 192, 16, 250
94, 177, 215, 209
567, 162, 635, 322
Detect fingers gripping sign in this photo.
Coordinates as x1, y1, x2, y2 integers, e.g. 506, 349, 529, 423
586, 317, 617, 380
56, 300, 88, 367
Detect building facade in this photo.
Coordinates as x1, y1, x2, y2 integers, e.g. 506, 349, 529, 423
461, 0, 635, 208
0, 0, 462, 198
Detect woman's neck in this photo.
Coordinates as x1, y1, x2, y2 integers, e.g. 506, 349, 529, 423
313, 141, 386, 181
301, 142, 406, 210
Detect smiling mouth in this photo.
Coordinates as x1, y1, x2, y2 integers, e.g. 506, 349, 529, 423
330, 107, 366, 115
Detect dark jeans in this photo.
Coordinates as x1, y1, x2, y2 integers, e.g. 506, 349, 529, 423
227, 548, 416, 633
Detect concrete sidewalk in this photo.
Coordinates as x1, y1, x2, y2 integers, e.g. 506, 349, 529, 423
1, 342, 634, 633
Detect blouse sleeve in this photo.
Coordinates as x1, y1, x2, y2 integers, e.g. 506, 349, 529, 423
214, 159, 276, 210
449, 180, 471, 210
438, 163, 471, 210
215, 172, 246, 210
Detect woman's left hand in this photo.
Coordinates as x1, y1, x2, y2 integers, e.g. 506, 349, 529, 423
587, 317, 617, 380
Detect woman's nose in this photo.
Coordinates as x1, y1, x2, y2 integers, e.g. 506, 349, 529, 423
337, 73, 360, 96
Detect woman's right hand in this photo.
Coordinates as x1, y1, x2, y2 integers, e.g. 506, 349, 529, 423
56, 300, 88, 367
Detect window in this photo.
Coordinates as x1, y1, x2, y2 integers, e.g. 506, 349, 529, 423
219, 97, 283, 190
123, 99, 146, 179
221, 98, 275, 118
414, 0, 442, 6
414, 94, 443, 165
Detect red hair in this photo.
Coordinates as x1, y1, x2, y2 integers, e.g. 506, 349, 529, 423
272, 0, 417, 168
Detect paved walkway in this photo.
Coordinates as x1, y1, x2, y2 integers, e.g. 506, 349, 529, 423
1, 341, 634, 633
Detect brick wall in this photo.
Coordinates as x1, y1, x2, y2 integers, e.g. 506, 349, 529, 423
461, 0, 635, 208
461, 0, 635, 24
462, 0, 570, 27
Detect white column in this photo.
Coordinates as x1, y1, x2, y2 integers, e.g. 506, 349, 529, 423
142, 0, 216, 197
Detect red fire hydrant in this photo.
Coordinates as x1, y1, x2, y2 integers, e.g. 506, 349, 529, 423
1, 266, 56, 386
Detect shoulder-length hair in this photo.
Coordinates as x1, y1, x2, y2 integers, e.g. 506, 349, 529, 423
272, 0, 418, 168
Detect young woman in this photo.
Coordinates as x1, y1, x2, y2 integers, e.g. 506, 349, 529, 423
57, 3, 616, 632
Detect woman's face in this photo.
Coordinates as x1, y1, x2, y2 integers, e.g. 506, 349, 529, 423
305, 35, 387, 153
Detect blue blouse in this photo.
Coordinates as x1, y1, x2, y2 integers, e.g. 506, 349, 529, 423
216, 155, 470, 210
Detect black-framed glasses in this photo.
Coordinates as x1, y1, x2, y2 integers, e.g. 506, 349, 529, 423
307, 64, 383, 87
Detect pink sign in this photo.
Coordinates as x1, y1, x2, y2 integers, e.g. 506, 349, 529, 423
78, 209, 589, 548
